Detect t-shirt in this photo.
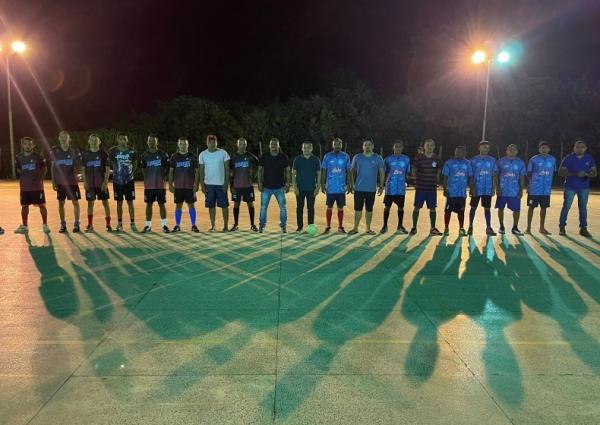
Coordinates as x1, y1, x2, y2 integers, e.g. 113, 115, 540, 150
560, 153, 597, 190
82, 150, 109, 188
527, 154, 556, 196
470, 155, 497, 196
352, 153, 384, 193
109, 147, 137, 185
50, 146, 80, 186
321, 151, 351, 194
442, 158, 472, 198
199, 148, 230, 186
292, 155, 321, 191
170, 152, 198, 189
230, 152, 257, 189
259, 152, 288, 189
384, 154, 411, 196
141, 150, 169, 190
413, 153, 440, 192
495, 156, 526, 197
16, 152, 46, 191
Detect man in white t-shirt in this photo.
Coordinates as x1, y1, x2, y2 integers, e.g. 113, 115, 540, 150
199, 134, 231, 231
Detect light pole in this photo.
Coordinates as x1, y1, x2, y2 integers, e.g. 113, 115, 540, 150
3, 40, 27, 179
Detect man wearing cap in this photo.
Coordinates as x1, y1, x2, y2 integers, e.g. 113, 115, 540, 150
525, 141, 556, 235
199, 134, 230, 232
468, 140, 497, 235
494, 144, 526, 235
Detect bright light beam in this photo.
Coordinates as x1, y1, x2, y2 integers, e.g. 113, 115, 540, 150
497, 50, 511, 63
471, 50, 487, 65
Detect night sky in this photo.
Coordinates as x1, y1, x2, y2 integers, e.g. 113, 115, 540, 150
0, 0, 599, 138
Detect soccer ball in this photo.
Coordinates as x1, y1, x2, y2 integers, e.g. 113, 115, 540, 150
306, 224, 318, 236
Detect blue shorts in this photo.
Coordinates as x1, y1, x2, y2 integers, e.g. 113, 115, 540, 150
414, 191, 437, 209
205, 185, 229, 208
495, 196, 521, 212
326, 193, 346, 208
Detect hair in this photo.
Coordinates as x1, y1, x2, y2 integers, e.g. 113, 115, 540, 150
574, 139, 586, 146
393, 139, 404, 147
507, 144, 518, 150
117, 132, 127, 139
147, 133, 158, 140
456, 145, 466, 149
88, 133, 100, 141
302, 142, 313, 147
424, 138, 435, 145
270, 137, 280, 144
538, 140, 549, 147
177, 137, 188, 142
20, 136, 34, 144
332, 137, 343, 144
58, 130, 70, 137
237, 137, 247, 144
363, 140, 374, 145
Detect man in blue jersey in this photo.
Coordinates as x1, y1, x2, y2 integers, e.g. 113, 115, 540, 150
442, 146, 472, 236
468, 140, 497, 236
320, 138, 351, 234
494, 144, 526, 235
558, 139, 597, 237
525, 141, 556, 235
381, 140, 410, 234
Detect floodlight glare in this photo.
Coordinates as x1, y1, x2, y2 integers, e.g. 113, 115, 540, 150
471, 50, 487, 64
11, 41, 26, 54
497, 50, 510, 63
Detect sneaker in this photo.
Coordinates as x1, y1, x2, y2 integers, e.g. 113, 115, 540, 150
443, 228, 449, 236
59, 224, 67, 233
162, 225, 171, 233
72, 225, 80, 233
14, 225, 28, 234
498, 226, 506, 235
171, 225, 181, 232
251, 224, 258, 232
296, 227, 303, 233
396, 226, 408, 234
191, 225, 200, 233
281, 226, 287, 233
459, 228, 467, 237
511, 227, 523, 236
141, 226, 152, 233
364, 229, 376, 235
116, 223, 123, 232
106, 225, 113, 232
43, 224, 51, 234
337, 227, 346, 234
222, 227, 228, 232
580, 227, 592, 238
467, 226, 473, 235
430, 228, 442, 236
85, 225, 94, 233
130, 223, 138, 233
486, 227, 497, 236
323, 227, 331, 234
230, 224, 239, 232
380, 226, 388, 234
208, 227, 216, 232
559, 226, 566, 236
259, 226, 264, 233
0, 227, 4, 235
409, 228, 417, 235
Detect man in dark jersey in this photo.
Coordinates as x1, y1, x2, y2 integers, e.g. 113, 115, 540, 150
169, 137, 200, 232
140, 134, 170, 233
410, 138, 442, 236
229, 138, 258, 231
82, 134, 112, 232
257, 138, 290, 233
109, 132, 137, 232
292, 142, 321, 232
14, 137, 49, 234
50, 130, 81, 233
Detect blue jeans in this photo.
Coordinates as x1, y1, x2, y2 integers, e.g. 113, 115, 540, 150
259, 188, 287, 228
559, 188, 589, 228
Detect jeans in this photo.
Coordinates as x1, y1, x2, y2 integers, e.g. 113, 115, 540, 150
296, 190, 315, 228
559, 188, 589, 228
260, 187, 287, 228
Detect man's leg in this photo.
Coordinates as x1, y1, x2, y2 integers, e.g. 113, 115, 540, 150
127, 200, 135, 225
513, 210, 521, 230
39, 205, 48, 226
259, 189, 273, 230
296, 192, 305, 230
365, 210, 373, 232
274, 188, 287, 230
382, 206, 391, 230
247, 201, 256, 228
498, 208, 505, 230
175, 203, 183, 226
102, 199, 112, 229
540, 207, 548, 232
306, 191, 315, 225
209, 208, 216, 229
526, 205, 535, 233
559, 189, 575, 231
21, 205, 29, 226
87, 200, 95, 228
58, 200, 66, 224
233, 201, 241, 227
72, 200, 80, 227
577, 189, 590, 234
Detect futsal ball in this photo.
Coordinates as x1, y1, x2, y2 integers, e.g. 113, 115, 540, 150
306, 224, 318, 236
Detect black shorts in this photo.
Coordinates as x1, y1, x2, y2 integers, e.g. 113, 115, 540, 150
174, 188, 196, 204
326, 193, 346, 208
527, 195, 550, 208
57, 184, 81, 201
445, 197, 466, 213
113, 181, 135, 202
144, 189, 167, 204
470, 195, 492, 209
383, 195, 405, 208
20, 190, 46, 206
232, 187, 255, 203
86, 187, 110, 201
354, 191, 376, 212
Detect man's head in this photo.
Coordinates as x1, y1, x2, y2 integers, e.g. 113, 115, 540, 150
302, 142, 313, 156
177, 137, 189, 153
479, 140, 490, 155
362, 140, 374, 154
206, 134, 218, 151
455, 145, 466, 159
423, 139, 435, 154
506, 144, 519, 158
147, 134, 158, 151
21, 137, 34, 153
574, 139, 587, 156
58, 130, 71, 149
237, 138, 247, 152
116, 132, 128, 148
88, 134, 101, 150
332, 137, 343, 152
538, 141, 550, 155
269, 138, 280, 153
393, 140, 404, 155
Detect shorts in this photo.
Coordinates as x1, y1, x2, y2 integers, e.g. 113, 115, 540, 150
205, 185, 229, 208
326, 193, 346, 208
174, 188, 196, 204
414, 191, 437, 209
144, 189, 167, 204
383, 195, 405, 208
57, 184, 81, 201
113, 181, 135, 202
86, 187, 110, 201
232, 187, 255, 203
495, 196, 521, 212
354, 191, 376, 212
470, 195, 492, 209
20, 190, 46, 206
445, 197, 466, 213
527, 195, 550, 208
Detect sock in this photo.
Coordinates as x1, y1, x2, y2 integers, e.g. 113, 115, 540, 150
397, 209, 404, 228
145, 220, 151, 227
130, 219, 135, 225
429, 210, 436, 229
326, 208, 332, 226
175, 209, 182, 226
337, 209, 344, 227
233, 207, 240, 225
22, 210, 28, 226
88, 215, 93, 227
105, 217, 111, 227
118, 219, 123, 225
161, 218, 168, 227
469, 208, 476, 227
189, 207, 196, 225
41, 209, 48, 225
444, 211, 451, 228
248, 206, 255, 226
412, 210, 419, 229
74, 220, 79, 227
484, 209, 491, 228
383, 209, 390, 227
458, 211, 465, 228
60, 220, 66, 226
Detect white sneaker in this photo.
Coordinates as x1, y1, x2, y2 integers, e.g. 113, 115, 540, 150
43, 224, 51, 234
14, 225, 29, 234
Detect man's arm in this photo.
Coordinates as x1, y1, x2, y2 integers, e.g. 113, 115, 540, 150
223, 160, 230, 191
377, 166, 385, 195
102, 166, 110, 191
257, 166, 264, 191
193, 167, 200, 193
284, 166, 291, 193
198, 163, 206, 193
168, 168, 174, 193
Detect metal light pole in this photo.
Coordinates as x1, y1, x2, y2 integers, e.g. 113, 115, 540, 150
6, 56, 15, 179
481, 59, 491, 142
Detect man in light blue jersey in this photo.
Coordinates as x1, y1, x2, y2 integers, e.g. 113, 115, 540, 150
468, 140, 497, 236
494, 144, 526, 235
525, 141, 556, 235
442, 146, 472, 236
381, 140, 410, 234
320, 138, 351, 234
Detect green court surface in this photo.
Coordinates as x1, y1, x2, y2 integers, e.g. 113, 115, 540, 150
1, 182, 599, 424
